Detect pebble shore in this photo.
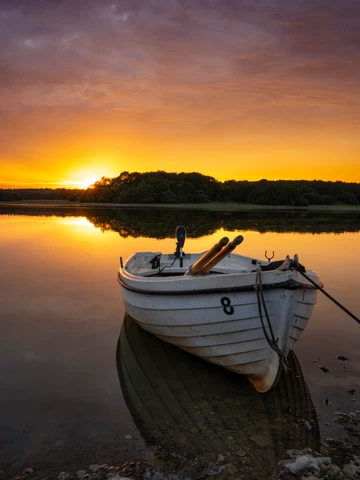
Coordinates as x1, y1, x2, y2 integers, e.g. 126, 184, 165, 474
4, 409, 359, 480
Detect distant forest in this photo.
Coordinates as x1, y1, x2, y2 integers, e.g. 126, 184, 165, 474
0, 188, 83, 202
1, 171, 360, 206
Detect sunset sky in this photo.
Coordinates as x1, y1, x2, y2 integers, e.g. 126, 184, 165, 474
0, 0, 359, 188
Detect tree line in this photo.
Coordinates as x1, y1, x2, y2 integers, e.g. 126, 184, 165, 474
1, 171, 360, 206
82, 171, 360, 206
0, 188, 83, 202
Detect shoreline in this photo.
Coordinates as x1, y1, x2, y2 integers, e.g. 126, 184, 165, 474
7, 433, 360, 480
1, 200, 360, 212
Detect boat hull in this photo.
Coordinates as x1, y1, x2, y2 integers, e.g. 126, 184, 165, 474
118, 267, 318, 393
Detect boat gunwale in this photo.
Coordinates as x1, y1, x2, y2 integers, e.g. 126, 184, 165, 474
117, 271, 317, 296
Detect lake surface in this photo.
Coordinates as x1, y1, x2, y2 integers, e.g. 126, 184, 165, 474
1, 207, 359, 478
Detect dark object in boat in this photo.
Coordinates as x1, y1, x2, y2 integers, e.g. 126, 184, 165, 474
175, 225, 186, 267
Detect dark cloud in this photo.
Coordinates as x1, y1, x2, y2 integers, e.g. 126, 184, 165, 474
1, 0, 359, 91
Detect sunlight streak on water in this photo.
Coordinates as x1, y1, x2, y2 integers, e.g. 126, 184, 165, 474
60, 217, 98, 229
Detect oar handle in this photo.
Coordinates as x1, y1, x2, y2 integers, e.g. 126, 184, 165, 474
201, 235, 244, 274
185, 237, 229, 275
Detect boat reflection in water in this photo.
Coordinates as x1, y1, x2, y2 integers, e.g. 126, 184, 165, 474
117, 313, 320, 478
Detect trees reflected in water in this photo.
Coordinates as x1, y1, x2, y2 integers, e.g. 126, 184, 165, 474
86, 208, 360, 238
1, 206, 360, 237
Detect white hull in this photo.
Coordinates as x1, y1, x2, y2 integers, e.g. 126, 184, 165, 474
118, 250, 319, 392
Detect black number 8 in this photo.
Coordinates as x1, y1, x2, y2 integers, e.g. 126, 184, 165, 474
221, 296, 234, 315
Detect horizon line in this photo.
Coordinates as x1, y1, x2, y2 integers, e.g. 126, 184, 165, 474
0, 175, 358, 190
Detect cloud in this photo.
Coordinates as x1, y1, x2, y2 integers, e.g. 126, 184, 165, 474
0, 0, 359, 181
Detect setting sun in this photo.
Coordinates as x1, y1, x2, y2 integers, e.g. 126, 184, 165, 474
63, 177, 99, 189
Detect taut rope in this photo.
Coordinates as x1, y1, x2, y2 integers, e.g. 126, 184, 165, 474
294, 267, 360, 325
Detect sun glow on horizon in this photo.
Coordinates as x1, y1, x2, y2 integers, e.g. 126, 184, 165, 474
0, 176, 101, 189
62, 176, 99, 189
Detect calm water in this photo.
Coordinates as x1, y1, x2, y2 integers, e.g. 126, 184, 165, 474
1, 207, 360, 478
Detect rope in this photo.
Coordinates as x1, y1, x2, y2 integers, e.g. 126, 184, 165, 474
157, 255, 177, 275
254, 263, 360, 376
254, 268, 288, 371
294, 267, 360, 325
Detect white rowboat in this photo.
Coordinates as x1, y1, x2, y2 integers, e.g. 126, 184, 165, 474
117, 227, 320, 393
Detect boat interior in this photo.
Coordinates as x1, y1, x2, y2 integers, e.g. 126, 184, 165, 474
122, 251, 265, 277
120, 226, 298, 278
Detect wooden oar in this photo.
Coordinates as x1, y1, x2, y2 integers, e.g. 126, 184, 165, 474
185, 237, 229, 275
201, 235, 244, 274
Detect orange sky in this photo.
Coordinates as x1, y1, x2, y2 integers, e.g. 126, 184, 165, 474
0, 0, 359, 188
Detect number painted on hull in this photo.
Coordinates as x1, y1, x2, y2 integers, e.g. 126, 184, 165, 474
221, 296, 234, 315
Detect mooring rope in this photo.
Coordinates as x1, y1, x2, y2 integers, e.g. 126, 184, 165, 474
254, 263, 360, 376
254, 268, 288, 371
294, 267, 360, 325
